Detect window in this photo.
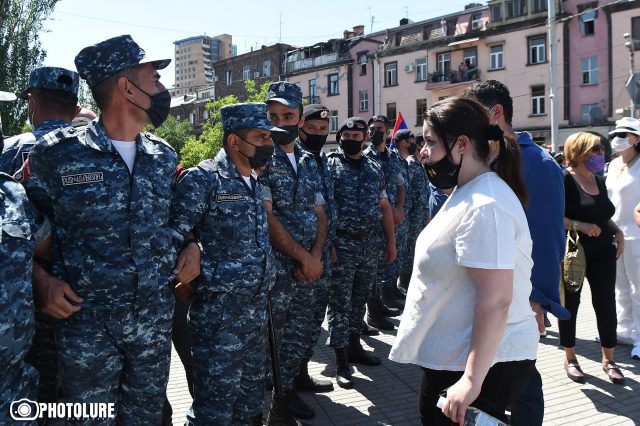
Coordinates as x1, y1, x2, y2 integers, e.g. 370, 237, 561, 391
490, 45, 504, 70
330, 110, 339, 133
416, 58, 427, 81
581, 103, 602, 123
463, 48, 477, 66
328, 73, 339, 96
436, 52, 451, 81
532, 0, 547, 13
309, 79, 317, 103
263, 60, 272, 77
633, 17, 640, 51
528, 36, 546, 64
225, 70, 232, 85
506, 0, 526, 18
581, 57, 598, 85
242, 66, 250, 81
359, 90, 369, 112
491, 4, 502, 21
384, 62, 398, 86
359, 54, 368, 75
580, 10, 596, 36
416, 99, 428, 126
387, 102, 397, 128
531, 85, 545, 116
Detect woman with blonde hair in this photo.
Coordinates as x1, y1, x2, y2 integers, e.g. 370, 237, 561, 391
560, 131, 625, 384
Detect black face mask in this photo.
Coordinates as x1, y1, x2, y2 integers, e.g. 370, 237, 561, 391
238, 136, 275, 169
407, 143, 417, 155
340, 139, 363, 156
300, 128, 328, 152
370, 130, 385, 146
271, 124, 299, 146
127, 80, 171, 128
424, 140, 462, 190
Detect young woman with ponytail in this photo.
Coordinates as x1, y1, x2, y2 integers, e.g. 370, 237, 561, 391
389, 96, 539, 425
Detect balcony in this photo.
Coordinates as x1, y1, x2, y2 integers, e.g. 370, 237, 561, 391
285, 52, 350, 74
424, 67, 481, 91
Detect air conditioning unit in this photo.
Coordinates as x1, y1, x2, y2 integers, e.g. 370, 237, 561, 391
472, 20, 483, 30
253, 72, 261, 78
405, 63, 415, 72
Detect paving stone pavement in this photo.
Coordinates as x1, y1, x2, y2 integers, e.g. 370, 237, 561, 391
167, 283, 640, 425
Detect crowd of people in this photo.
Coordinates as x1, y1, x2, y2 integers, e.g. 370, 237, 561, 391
0, 32, 639, 426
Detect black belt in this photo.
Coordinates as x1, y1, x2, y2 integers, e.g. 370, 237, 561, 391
335, 228, 375, 241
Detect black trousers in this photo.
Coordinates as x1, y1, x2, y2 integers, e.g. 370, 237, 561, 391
419, 360, 536, 425
559, 244, 617, 349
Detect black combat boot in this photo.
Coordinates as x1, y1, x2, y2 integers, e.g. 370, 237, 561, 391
266, 393, 303, 426
380, 286, 404, 310
288, 391, 315, 420
360, 319, 380, 336
294, 358, 334, 393
334, 348, 354, 389
366, 294, 394, 330
251, 414, 264, 426
347, 333, 381, 366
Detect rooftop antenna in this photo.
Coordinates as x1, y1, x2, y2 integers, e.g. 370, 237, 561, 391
279, 12, 283, 44
405, 6, 408, 19
368, 6, 375, 33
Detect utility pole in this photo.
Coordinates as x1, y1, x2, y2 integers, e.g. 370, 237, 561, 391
624, 32, 636, 118
548, 0, 559, 152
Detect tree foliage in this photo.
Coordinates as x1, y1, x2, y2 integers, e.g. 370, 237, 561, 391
151, 115, 192, 155
178, 80, 272, 168
0, 0, 60, 135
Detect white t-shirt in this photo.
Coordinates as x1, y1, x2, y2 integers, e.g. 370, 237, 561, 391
606, 156, 640, 241
111, 140, 137, 173
286, 152, 298, 173
389, 172, 539, 370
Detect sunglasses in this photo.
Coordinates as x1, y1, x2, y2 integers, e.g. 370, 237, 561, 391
591, 144, 604, 153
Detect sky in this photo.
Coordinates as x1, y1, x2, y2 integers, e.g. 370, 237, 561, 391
40, 0, 480, 88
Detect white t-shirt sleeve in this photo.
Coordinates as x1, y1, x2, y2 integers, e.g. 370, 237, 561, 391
454, 204, 517, 269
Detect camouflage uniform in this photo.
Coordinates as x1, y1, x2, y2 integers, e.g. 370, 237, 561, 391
20, 35, 176, 425
327, 147, 387, 347
401, 156, 430, 277
169, 103, 278, 425
363, 145, 405, 292
0, 67, 79, 176
0, 173, 38, 424
259, 140, 325, 394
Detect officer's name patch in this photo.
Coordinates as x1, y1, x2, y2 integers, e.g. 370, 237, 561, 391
61, 172, 104, 186
216, 193, 245, 202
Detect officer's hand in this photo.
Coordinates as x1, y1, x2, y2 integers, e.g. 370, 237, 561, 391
174, 282, 194, 304
174, 242, 201, 284
384, 243, 397, 263
33, 264, 82, 319
392, 207, 405, 225
530, 301, 545, 334
301, 254, 323, 282
292, 265, 306, 282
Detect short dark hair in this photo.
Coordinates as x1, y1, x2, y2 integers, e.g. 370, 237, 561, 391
90, 66, 141, 110
30, 88, 78, 117
223, 128, 250, 148
461, 80, 513, 126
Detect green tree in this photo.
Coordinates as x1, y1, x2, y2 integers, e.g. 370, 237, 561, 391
179, 80, 273, 167
0, 0, 60, 135
152, 115, 192, 154
77, 80, 100, 115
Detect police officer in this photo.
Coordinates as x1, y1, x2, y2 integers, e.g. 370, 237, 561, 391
21, 35, 199, 424
363, 115, 406, 330
327, 117, 396, 389
169, 102, 280, 426
294, 104, 336, 395
393, 129, 430, 295
261, 82, 328, 423
0, 67, 80, 175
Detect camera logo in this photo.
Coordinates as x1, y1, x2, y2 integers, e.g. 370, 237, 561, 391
10, 398, 40, 421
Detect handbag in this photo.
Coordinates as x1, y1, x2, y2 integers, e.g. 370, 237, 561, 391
562, 226, 586, 293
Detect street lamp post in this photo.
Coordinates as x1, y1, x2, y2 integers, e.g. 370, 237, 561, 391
624, 32, 636, 118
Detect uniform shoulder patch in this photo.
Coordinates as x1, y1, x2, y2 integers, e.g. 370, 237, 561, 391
198, 159, 218, 173
37, 126, 79, 151
144, 132, 176, 152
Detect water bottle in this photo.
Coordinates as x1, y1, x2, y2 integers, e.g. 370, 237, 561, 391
436, 396, 508, 426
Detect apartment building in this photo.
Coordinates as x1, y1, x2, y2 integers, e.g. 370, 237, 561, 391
173, 34, 233, 96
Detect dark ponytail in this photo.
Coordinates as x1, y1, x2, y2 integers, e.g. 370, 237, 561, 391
425, 96, 528, 206
488, 126, 528, 207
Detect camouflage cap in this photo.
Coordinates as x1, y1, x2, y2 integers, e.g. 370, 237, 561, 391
221, 102, 286, 133
0, 91, 16, 102
394, 129, 415, 141
368, 114, 389, 127
265, 81, 302, 109
20, 67, 79, 99
303, 104, 330, 121
74, 34, 171, 88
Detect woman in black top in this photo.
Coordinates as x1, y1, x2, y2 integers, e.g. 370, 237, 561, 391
560, 132, 626, 385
